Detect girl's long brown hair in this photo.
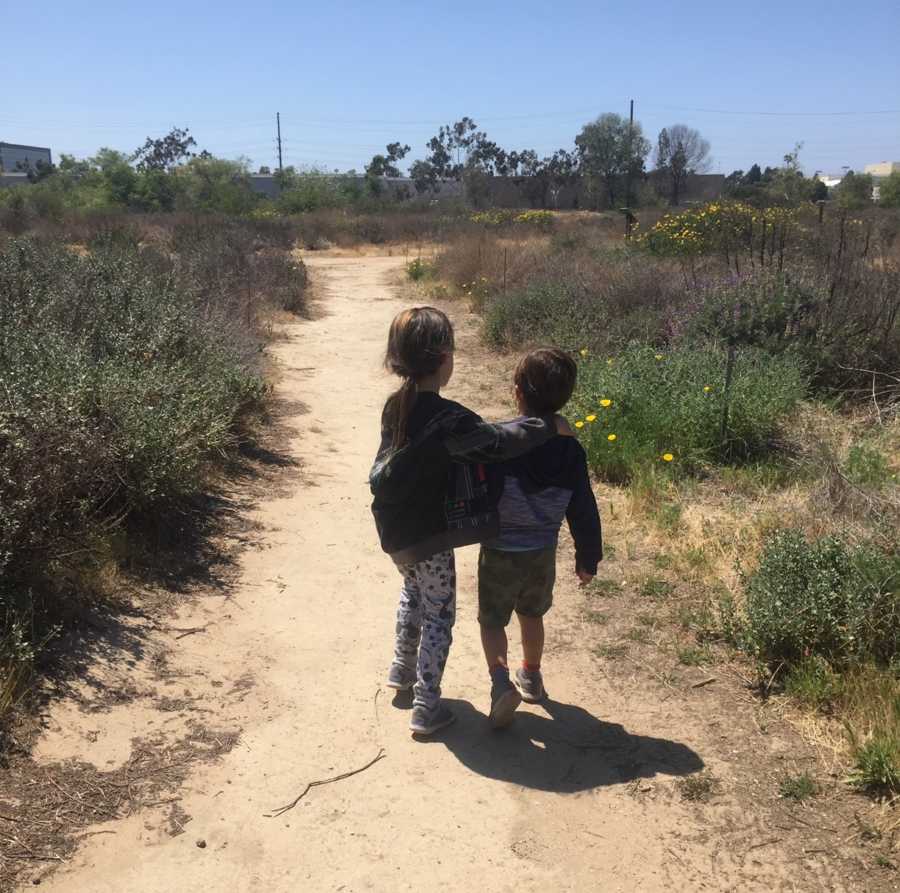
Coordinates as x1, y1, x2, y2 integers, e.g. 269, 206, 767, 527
384, 307, 454, 448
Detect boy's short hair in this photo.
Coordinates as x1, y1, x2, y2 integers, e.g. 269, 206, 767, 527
514, 348, 578, 415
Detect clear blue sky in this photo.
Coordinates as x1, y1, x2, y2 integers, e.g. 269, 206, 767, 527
5, 0, 899, 176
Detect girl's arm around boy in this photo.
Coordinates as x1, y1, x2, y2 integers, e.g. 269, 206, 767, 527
443, 409, 574, 464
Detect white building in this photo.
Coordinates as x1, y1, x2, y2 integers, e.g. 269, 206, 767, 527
864, 161, 900, 178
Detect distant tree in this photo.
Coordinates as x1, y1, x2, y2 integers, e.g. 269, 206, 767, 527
545, 150, 579, 208
365, 142, 411, 179
132, 127, 196, 172
18, 158, 57, 183
834, 170, 874, 209
765, 143, 813, 205
409, 159, 439, 194
745, 163, 762, 185
91, 148, 139, 205
653, 124, 711, 205
878, 171, 900, 208
57, 153, 94, 181
258, 165, 271, 175
176, 155, 256, 213
575, 113, 650, 208
723, 169, 745, 197
421, 117, 481, 180
810, 177, 829, 202
514, 150, 547, 206
462, 165, 493, 208
134, 168, 180, 211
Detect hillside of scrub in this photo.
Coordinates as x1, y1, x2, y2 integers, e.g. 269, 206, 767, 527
416, 200, 900, 817
0, 216, 308, 733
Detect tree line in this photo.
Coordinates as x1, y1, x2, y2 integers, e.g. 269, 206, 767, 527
6, 117, 899, 214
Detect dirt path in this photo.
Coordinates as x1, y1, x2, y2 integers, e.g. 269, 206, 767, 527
25, 255, 862, 892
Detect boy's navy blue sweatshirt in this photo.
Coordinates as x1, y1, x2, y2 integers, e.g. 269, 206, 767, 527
370, 392, 558, 565
484, 426, 602, 575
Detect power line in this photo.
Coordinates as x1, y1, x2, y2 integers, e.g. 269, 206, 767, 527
644, 104, 900, 118
3, 104, 896, 133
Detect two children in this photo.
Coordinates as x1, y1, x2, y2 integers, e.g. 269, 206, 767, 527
370, 308, 601, 735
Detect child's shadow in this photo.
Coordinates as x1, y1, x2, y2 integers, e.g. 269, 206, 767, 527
427, 698, 704, 794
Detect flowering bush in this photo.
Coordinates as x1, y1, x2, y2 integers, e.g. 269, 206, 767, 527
469, 209, 554, 230
640, 201, 798, 268
568, 344, 806, 480
514, 210, 554, 230
470, 209, 515, 226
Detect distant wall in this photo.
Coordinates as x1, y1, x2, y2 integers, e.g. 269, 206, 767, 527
478, 173, 725, 209
0, 173, 30, 188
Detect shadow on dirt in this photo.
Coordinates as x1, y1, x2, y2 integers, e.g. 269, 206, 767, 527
429, 698, 704, 793
2, 407, 301, 755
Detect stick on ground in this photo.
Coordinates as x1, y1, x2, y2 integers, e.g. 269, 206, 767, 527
264, 749, 387, 818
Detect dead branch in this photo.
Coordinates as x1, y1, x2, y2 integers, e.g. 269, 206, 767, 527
173, 626, 208, 640
264, 749, 386, 818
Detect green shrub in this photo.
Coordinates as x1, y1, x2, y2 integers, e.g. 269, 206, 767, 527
568, 344, 806, 480
739, 530, 900, 666
0, 232, 279, 710
406, 257, 434, 281
484, 282, 590, 349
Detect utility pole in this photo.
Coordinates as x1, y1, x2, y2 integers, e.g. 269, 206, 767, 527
625, 99, 634, 207
622, 99, 636, 239
276, 112, 283, 173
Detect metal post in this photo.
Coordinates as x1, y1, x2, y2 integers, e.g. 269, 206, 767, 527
624, 99, 634, 208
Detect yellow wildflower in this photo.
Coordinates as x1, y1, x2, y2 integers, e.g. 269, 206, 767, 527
662, 453, 674, 462
586, 414, 597, 423
580, 348, 588, 357
655, 354, 664, 360
575, 420, 585, 429
703, 386, 712, 393
599, 399, 612, 408
607, 433, 617, 442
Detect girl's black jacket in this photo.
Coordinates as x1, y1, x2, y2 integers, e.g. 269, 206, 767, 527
369, 391, 558, 565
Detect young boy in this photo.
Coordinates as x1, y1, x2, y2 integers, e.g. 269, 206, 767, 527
479, 348, 602, 728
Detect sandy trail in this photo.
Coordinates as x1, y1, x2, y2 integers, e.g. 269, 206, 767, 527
29, 255, 846, 892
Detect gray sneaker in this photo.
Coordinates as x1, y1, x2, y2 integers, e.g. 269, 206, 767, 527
489, 674, 522, 729
386, 662, 415, 691
409, 703, 456, 736
515, 667, 545, 703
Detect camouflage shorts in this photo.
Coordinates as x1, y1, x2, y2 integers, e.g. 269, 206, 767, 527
477, 546, 556, 628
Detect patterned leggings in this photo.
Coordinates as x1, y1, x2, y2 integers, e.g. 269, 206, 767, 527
394, 551, 457, 710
